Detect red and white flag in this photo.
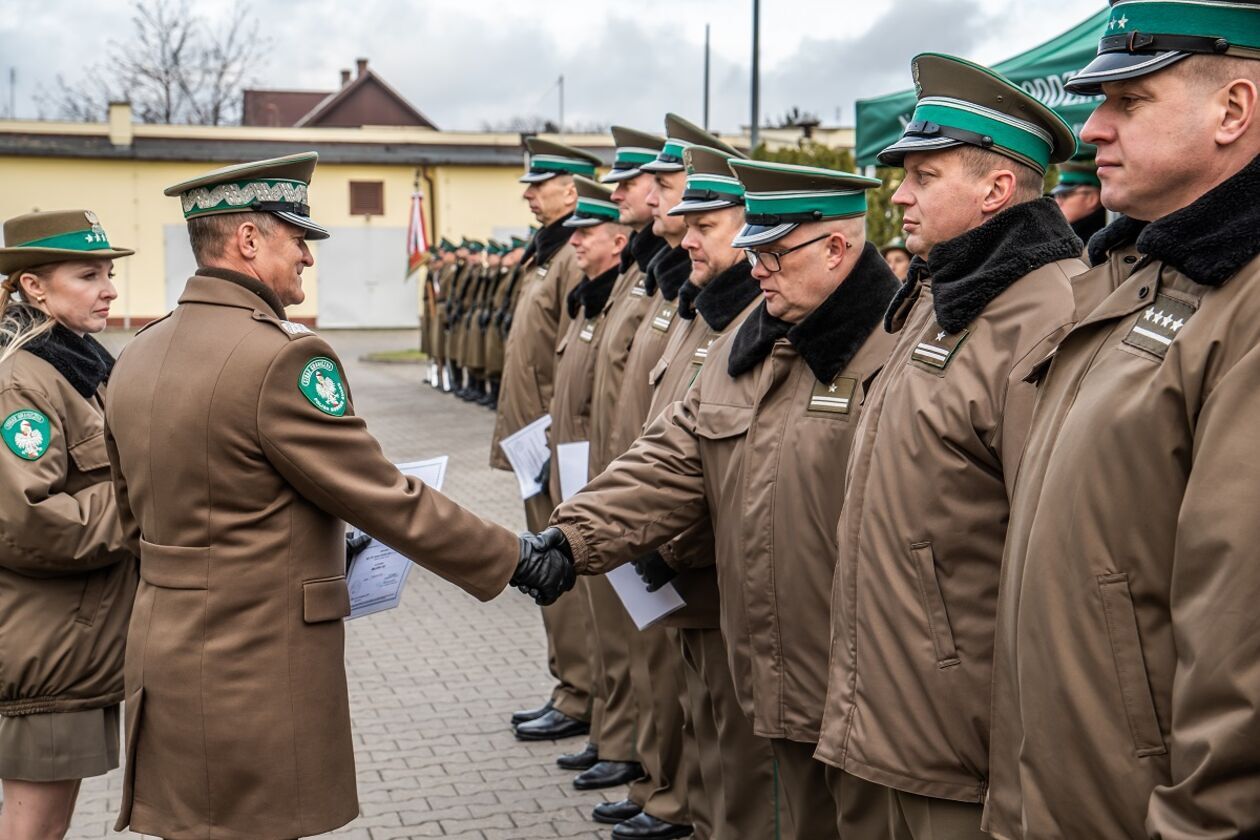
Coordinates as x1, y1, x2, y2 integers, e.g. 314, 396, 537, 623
406, 190, 429, 278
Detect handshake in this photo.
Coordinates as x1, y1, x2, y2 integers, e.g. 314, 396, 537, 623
512, 528, 577, 605
511, 529, 682, 606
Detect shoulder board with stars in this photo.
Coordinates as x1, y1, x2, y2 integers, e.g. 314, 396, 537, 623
651, 300, 678, 333
911, 323, 969, 372
1123, 293, 1195, 359
579, 318, 598, 343
630, 276, 649, 297
808, 376, 858, 415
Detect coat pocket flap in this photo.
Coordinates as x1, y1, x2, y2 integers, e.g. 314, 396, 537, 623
139, 539, 209, 590
694, 403, 754, 440
303, 576, 351, 623
1097, 572, 1167, 756
67, 431, 110, 473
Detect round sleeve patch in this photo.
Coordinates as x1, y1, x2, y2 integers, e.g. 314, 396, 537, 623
3, 409, 52, 460
298, 357, 348, 416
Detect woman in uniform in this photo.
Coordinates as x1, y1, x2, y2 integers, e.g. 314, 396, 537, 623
0, 210, 137, 839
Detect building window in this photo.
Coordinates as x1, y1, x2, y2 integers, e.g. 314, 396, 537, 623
349, 181, 385, 216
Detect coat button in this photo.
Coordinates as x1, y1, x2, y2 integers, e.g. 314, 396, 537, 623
1138, 286, 1150, 299
1124, 255, 1138, 264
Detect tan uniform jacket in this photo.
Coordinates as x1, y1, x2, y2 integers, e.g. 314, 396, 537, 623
646, 265, 762, 630
547, 268, 618, 503
429, 262, 455, 363
590, 264, 651, 474
554, 246, 899, 742
104, 271, 518, 840
985, 164, 1260, 839
490, 223, 583, 470
814, 199, 1084, 803
449, 263, 480, 367
606, 245, 692, 466
483, 265, 519, 377
0, 334, 136, 716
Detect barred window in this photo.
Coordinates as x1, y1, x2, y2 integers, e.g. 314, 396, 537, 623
349, 181, 385, 216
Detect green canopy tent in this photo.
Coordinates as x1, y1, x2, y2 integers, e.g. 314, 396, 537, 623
855, 9, 1110, 167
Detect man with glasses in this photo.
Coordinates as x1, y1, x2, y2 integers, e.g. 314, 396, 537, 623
516, 159, 902, 839
809, 54, 1084, 840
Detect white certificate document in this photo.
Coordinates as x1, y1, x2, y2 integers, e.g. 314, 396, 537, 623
556, 440, 687, 629
556, 440, 591, 503
346, 456, 448, 619
498, 414, 552, 499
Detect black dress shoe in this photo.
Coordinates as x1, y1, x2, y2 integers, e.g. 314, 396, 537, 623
593, 798, 642, 825
612, 813, 694, 839
573, 759, 645, 790
510, 699, 554, 726
513, 708, 590, 741
556, 741, 598, 771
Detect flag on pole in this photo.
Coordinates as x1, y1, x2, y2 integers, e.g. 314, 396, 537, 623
406, 190, 429, 279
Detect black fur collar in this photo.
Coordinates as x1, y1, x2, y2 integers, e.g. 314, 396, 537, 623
729, 242, 899, 382
582, 267, 618, 318
628, 224, 667, 273
918, 197, 1082, 334
524, 214, 573, 268
198, 266, 286, 318
677, 281, 703, 320
23, 321, 116, 399
694, 261, 760, 331
644, 245, 691, 300
1071, 206, 1108, 245
1088, 154, 1260, 287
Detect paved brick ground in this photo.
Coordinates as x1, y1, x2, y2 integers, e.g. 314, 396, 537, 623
49, 330, 617, 840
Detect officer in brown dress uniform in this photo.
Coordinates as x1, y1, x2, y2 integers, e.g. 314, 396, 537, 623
103, 152, 568, 840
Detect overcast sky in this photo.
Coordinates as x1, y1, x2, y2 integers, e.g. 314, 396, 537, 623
3, 0, 1104, 131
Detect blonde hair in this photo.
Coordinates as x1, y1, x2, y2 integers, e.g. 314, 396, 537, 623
0, 268, 56, 365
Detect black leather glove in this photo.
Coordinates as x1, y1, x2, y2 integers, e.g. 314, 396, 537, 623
534, 455, 552, 496
502, 312, 514, 333
345, 532, 372, 569
512, 527, 576, 606
631, 551, 678, 593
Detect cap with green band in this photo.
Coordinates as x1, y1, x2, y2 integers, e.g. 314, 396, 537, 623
1054, 145, 1102, 193
1067, 0, 1260, 96
641, 113, 745, 174
728, 159, 881, 248
0, 209, 135, 276
879, 53, 1077, 174
563, 176, 622, 228
668, 146, 747, 216
510, 235, 528, 249
164, 151, 329, 240
601, 126, 667, 183
519, 137, 602, 184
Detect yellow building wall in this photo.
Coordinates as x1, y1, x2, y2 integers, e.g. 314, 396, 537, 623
0, 156, 534, 324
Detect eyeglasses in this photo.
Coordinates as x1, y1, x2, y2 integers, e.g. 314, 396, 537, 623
744, 233, 832, 274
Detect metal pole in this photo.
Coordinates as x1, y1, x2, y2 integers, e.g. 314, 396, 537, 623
703, 25, 711, 131
8, 68, 14, 119
750, 0, 760, 150
558, 75, 564, 132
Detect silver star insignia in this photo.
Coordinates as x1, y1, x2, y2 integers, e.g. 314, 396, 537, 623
828, 383, 838, 393
936, 330, 946, 341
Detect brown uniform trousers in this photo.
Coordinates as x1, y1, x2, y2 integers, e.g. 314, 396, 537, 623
105, 271, 519, 840
556, 244, 903, 838
986, 169, 1260, 839
490, 230, 588, 717
815, 202, 1083, 840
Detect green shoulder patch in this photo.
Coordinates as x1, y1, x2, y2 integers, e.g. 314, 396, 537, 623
298, 357, 348, 416
3, 409, 52, 460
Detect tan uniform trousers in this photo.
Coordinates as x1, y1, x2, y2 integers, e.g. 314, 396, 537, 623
527, 491, 591, 722
888, 788, 986, 840
770, 739, 837, 840
626, 624, 690, 824
584, 575, 638, 761
679, 627, 777, 840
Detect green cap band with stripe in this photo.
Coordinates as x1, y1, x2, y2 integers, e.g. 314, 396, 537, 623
1103, 1, 1260, 50
910, 97, 1055, 171
744, 188, 870, 223
18, 228, 114, 251
614, 147, 660, 169
574, 195, 621, 221
528, 154, 597, 177
1058, 168, 1102, 188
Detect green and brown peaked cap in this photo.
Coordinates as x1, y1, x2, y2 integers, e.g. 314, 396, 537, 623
728, 159, 881, 248
879, 53, 1077, 174
563, 176, 621, 228
641, 113, 744, 173
602, 126, 667, 183
0, 209, 135, 276
519, 137, 602, 183
668, 146, 747, 215
164, 151, 329, 240
1067, 0, 1260, 95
